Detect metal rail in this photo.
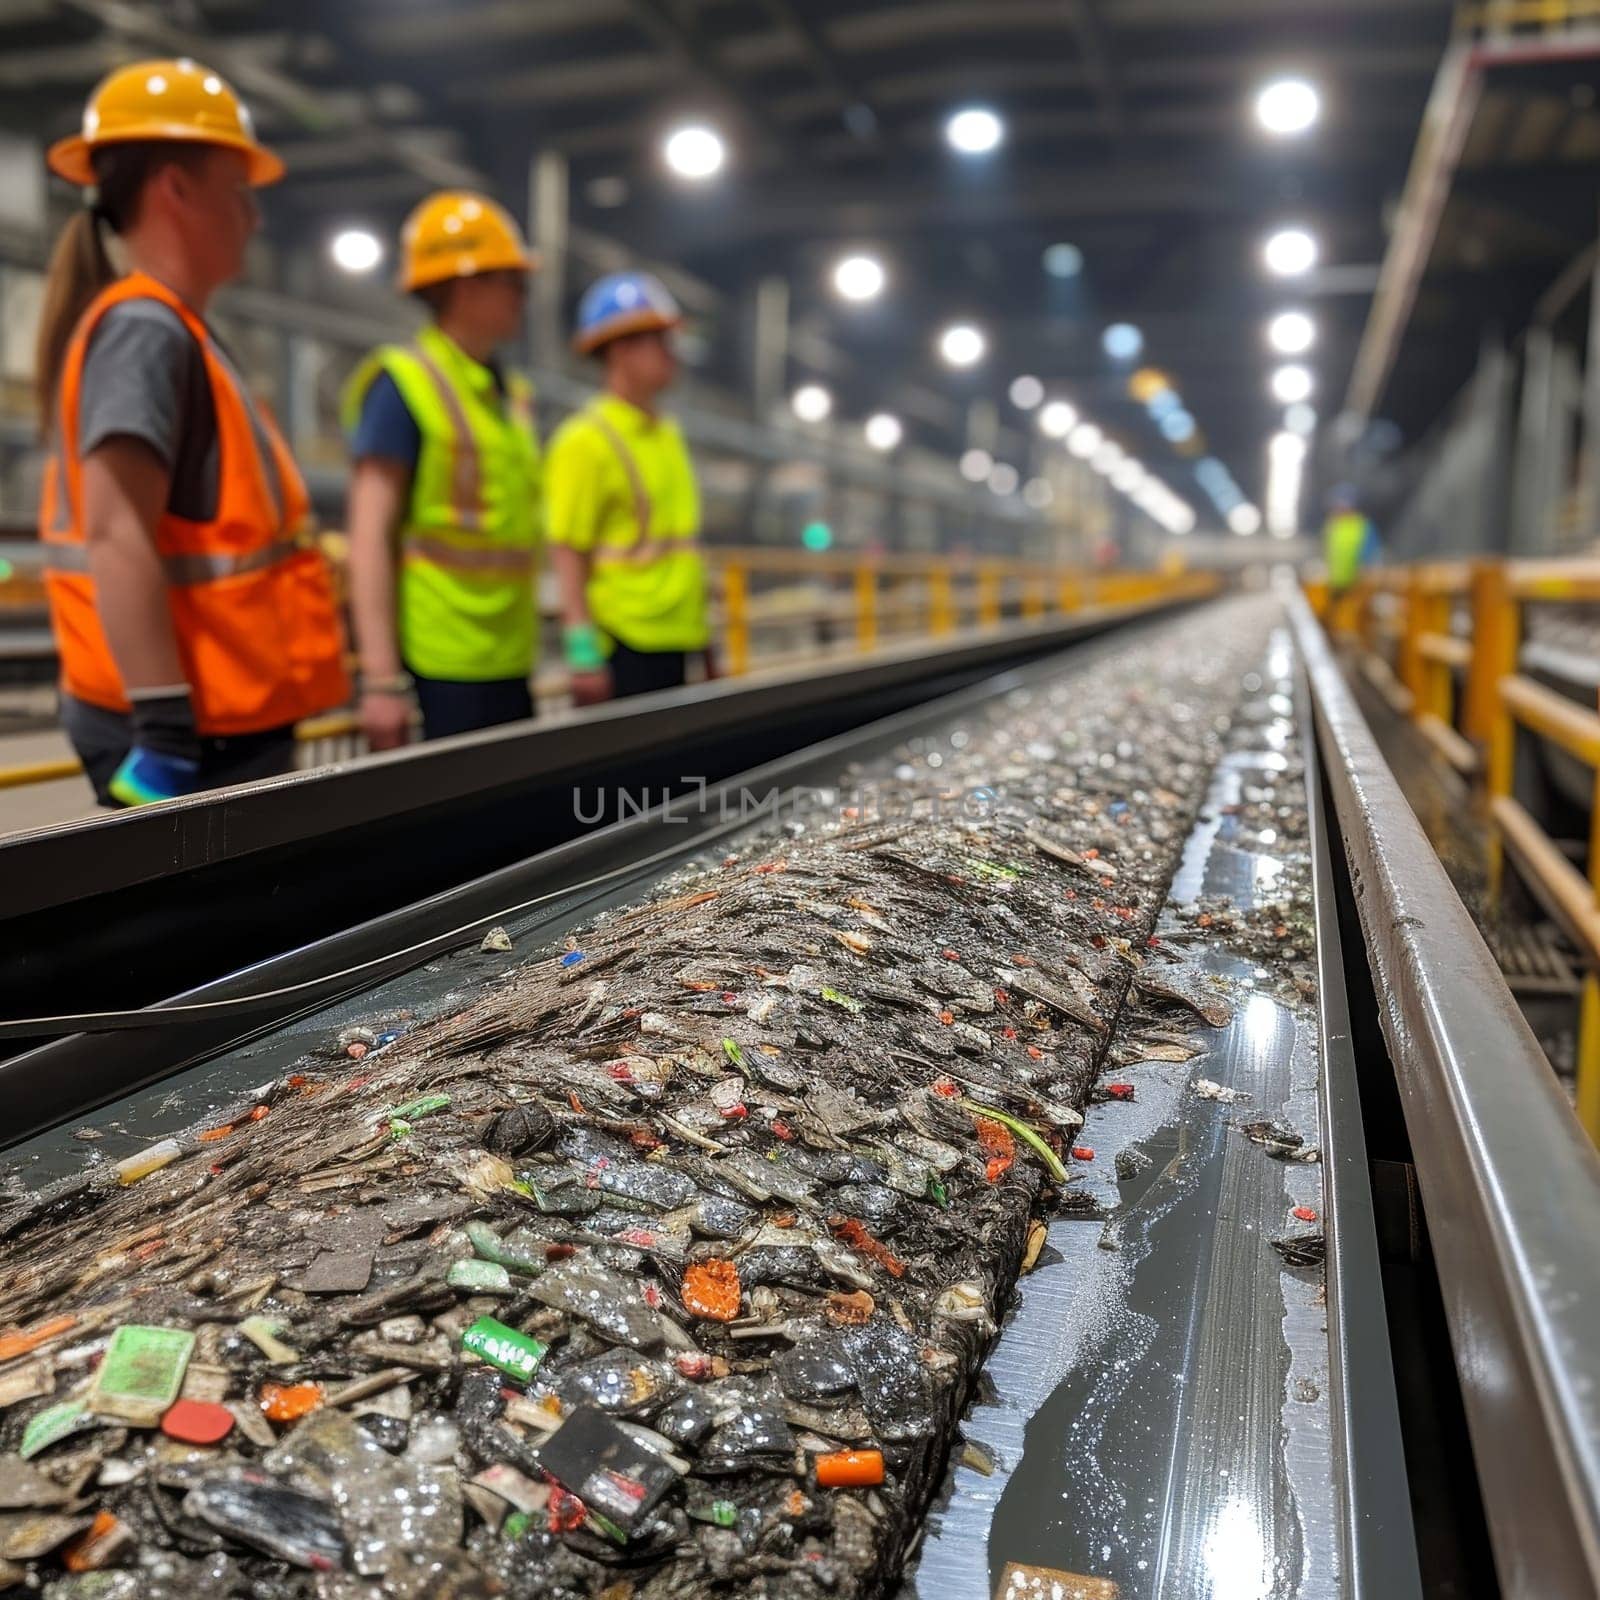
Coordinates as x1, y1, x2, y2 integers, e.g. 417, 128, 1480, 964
1295, 589, 1600, 1599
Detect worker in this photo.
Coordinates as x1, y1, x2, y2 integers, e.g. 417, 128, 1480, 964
545, 272, 709, 704
341, 193, 542, 747
1322, 486, 1381, 595
36, 60, 347, 807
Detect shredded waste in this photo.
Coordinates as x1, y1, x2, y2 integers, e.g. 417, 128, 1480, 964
0, 603, 1279, 1597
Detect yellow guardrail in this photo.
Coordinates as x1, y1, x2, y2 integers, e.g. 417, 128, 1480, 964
1314, 557, 1600, 1140
3, 549, 1220, 800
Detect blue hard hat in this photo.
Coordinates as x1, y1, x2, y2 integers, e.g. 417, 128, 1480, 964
573, 271, 683, 355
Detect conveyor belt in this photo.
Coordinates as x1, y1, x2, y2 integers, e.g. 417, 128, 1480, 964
0, 592, 1595, 1598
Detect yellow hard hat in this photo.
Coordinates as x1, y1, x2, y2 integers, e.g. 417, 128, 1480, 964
48, 58, 283, 187
398, 192, 538, 292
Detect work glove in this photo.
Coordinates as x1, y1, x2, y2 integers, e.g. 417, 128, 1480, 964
107, 687, 202, 807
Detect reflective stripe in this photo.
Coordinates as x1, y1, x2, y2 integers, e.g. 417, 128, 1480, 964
593, 536, 703, 569
409, 343, 482, 532
403, 532, 535, 574
44, 533, 302, 585
586, 406, 653, 552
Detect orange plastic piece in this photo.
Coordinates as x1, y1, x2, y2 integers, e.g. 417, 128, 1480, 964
0, 1313, 76, 1362
258, 1381, 325, 1423
197, 1123, 236, 1143
975, 1117, 1015, 1183
682, 1259, 742, 1321
62, 1511, 124, 1573
824, 1289, 876, 1325
816, 1449, 885, 1488
828, 1217, 906, 1278
162, 1399, 235, 1445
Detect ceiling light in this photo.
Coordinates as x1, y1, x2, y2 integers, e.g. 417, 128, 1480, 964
1228, 504, 1263, 535
1111, 459, 1145, 493
960, 448, 993, 483
663, 124, 726, 180
1091, 440, 1124, 475
791, 383, 832, 423
1023, 477, 1054, 509
939, 323, 986, 367
1263, 227, 1317, 277
1268, 430, 1307, 536
833, 253, 886, 302
1271, 364, 1314, 404
1268, 310, 1316, 355
987, 462, 1020, 496
1255, 77, 1321, 137
1284, 403, 1318, 436
1043, 242, 1083, 278
1039, 400, 1078, 439
1067, 422, 1103, 458
1102, 323, 1144, 362
330, 228, 382, 275
1160, 409, 1197, 443
946, 106, 1004, 155
1009, 375, 1044, 410
864, 412, 903, 451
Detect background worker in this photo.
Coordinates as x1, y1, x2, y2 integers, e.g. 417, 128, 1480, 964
36, 60, 347, 807
342, 192, 541, 747
545, 271, 709, 705
1322, 485, 1381, 596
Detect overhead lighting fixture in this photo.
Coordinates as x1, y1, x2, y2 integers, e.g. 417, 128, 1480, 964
1039, 400, 1078, 439
330, 228, 383, 275
1284, 402, 1318, 436
864, 412, 903, 451
1255, 77, 1321, 137
1160, 409, 1197, 443
946, 106, 1004, 155
1111, 459, 1146, 493
791, 383, 832, 423
1009, 375, 1044, 410
1023, 477, 1054, 509
663, 123, 726, 180
1267, 310, 1316, 355
1263, 226, 1317, 278
1228, 504, 1263, 535
1043, 242, 1083, 278
939, 323, 986, 367
1268, 430, 1307, 537
987, 461, 1020, 496
1090, 440, 1124, 475
833, 253, 886, 303
960, 448, 994, 483
1101, 323, 1144, 362
1067, 422, 1103, 459
1271, 364, 1314, 404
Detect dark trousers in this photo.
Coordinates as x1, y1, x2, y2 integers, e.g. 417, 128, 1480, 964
609, 643, 688, 700
61, 693, 295, 806
409, 670, 534, 741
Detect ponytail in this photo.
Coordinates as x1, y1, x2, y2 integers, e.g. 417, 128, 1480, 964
32, 141, 212, 435
33, 206, 115, 433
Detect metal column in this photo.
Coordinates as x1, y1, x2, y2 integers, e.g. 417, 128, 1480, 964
529, 150, 569, 371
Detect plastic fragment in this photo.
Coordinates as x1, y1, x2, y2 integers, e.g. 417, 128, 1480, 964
113, 1139, 180, 1186
681, 1260, 741, 1322
383, 1093, 451, 1123
975, 1117, 1015, 1183
0, 1314, 76, 1363
1292, 1205, 1318, 1222
238, 1316, 298, 1363
536, 1406, 685, 1537
20, 1401, 94, 1459
820, 986, 862, 1014
721, 1037, 746, 1068
1105, 1082, 1136, 1100
88, 1324, 194, 1425
1072, 1146, 1095, 1162
185, 1470, 347, 1570
62, 1509, 133, 1572
161, 1398, 235, 1445
481, 926, 514, 952
959, 1099, 1070, 1183
816, 1448, 885, 1488
828, 1216, 906, 1278
462, 1316, 548, 1382
561, 950, 586, 967
259, 1381, 325, 1423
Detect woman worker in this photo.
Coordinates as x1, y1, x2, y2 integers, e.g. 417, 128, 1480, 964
36, 59, 348, 807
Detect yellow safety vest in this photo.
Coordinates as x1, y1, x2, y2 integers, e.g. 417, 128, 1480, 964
342, 325, 541, 680
1323, 511, 1370, 591
545, 395, 707, 654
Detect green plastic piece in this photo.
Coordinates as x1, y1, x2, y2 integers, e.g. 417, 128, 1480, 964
89, 1324, 194, 1422
501, 1511, 533, 1542
448, 1258, 513, 1294
383, 1094, 451, 1123
465, 1220, 543, 1276
926, 1176, 950, 1209
462, 1316, 548, 1382
721, 1038, 745, 1068
711, 1500, 738, 1528
959, 1098, 1070, 1183
20, 1401, 91, 1459
820, 986, 862, 1014
962, 856, 1021, 882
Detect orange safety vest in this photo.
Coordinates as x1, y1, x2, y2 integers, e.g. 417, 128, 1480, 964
40, 271, 349, 736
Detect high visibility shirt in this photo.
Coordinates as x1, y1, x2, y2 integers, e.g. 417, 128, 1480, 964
40, 271, 349, 736
342, 324, 542, 682
544, 394, 708, 654
1323, 511, 1375, 590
